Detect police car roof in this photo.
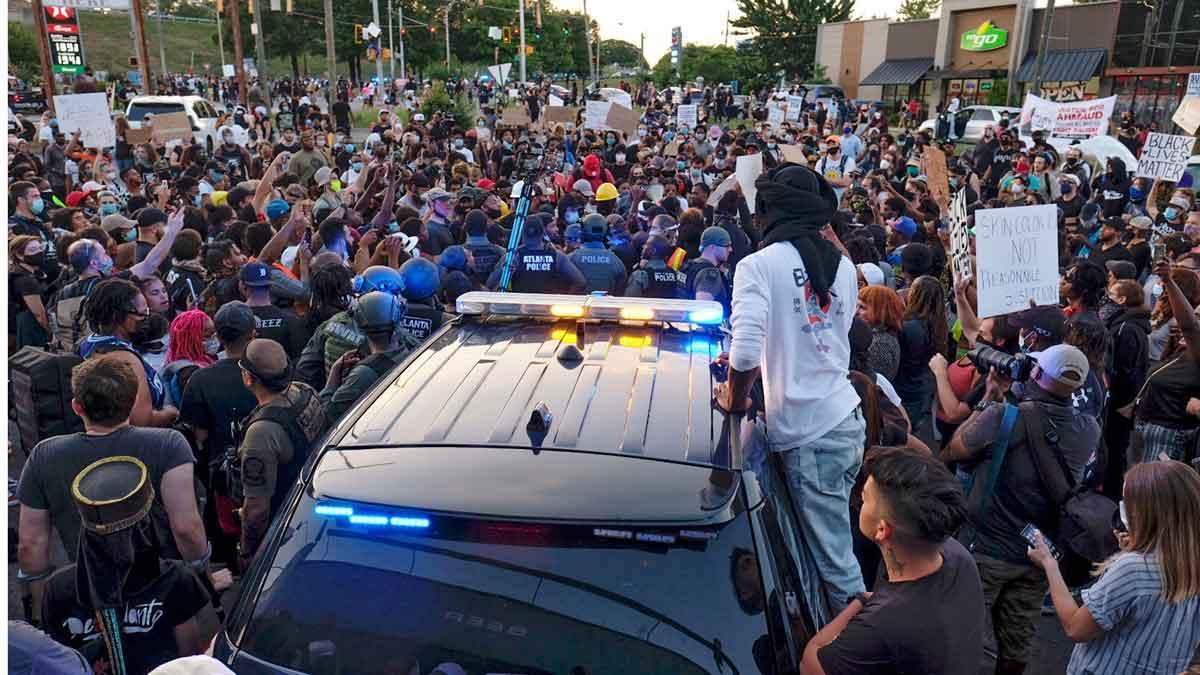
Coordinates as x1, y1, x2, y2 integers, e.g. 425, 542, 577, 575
336, 317, 726, 466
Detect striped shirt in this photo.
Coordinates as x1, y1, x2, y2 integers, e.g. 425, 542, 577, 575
1068, 552, 1200, 674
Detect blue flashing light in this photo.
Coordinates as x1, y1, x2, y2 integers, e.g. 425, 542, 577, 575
688, 307, 724, 325
688, 338, 721, 357
348, 514, 389, 526
390, 516, 431, 529
314, 505, 354, 517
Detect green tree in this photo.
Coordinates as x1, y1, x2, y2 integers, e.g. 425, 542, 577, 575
598, 39, 646, 70
8, 21, 42, 84
651, 44, 739, 88
896, 0, 939, 21
732, 0, 853, 91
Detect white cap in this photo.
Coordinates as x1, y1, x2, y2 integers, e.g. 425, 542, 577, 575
148, 656, 236, 675
857, 262, 885, 286
80, 180, 105, 193
412, 112, 426, 122
1029, 344, 1089, 389
314, 166, 333, 186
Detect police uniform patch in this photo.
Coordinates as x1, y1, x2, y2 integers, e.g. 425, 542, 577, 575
243, 457, 267, 488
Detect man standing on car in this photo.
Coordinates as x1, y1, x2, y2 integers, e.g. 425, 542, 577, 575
718, 165, 866, 623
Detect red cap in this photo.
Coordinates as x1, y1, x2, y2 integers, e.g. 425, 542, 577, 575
65, 190, 92, 207
476, 178, 496, 191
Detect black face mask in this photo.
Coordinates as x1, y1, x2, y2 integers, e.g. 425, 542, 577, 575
23, 252, 46, 267
130, 312, 167, 348
485, 208, 502, 220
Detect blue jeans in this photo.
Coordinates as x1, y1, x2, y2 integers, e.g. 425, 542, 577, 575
779, 408, 867, 614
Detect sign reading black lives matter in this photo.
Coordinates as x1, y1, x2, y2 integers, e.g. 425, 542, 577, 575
948, 189, 972, 284
973, 204, 1059, 319
1136, 132, 1195, 182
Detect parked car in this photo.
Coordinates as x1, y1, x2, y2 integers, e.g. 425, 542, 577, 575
1184, 155, 1200, 188
918, 105, 1021, 142
8, 76, 47, 115
123, 95, 223, 152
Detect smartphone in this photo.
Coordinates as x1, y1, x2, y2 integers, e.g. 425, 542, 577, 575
1021, 524, 1062, 559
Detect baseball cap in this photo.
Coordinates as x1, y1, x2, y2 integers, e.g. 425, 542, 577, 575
1101, 216, 1125, 231
564, 223, 583, 243
857, 262, 885, 286
1128, 216, 1152, 231
476, 178, 496, 191
241, 338, 291, 388
240, 262, 272, 287
65, 190, 92, 207
1169, 195, 1191, 211
1011, 305, 1067, 343
264, 199, 291, 221
700, 226, 732, 249
412, 112, 426, 122
1105, 260, 1137, 280
1030, 344, 1089, 389
1079, 202, 1101, 225
80, 180, 105, 193
214, 300, 256, 340
101, 213, 137, 233
314, 166, 333, 186
572, 179, 594, 198
426, 187, 452, 202
891, 216, 918, 239
137, 207, 167, 230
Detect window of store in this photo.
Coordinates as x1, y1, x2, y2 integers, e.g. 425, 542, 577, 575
882, 80, 933, 118
1112, 0, 1200, 69
1112, 74, 1187, 129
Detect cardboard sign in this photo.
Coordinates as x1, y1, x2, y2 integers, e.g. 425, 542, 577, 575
52, 93, 115, 148
735, 153, 764, 215
548, 93, 564, 107
921, 149, 951, 214
779, 144, 808, 166
707, 174, 739, 207
1189, 73, 1200, 98
499, 106, 531, 126
948, 189, 973, 284
584, 100, 612, 130
125, 126, 153, 145
786, 95, 804, 121
608, 90, 632, 110
150, 111, 193, 142
1173, 98, 1200, 136
973, 204, 1059, 318
223, 64, 236, 77
544, 106, 579, 126
766, 106, 785, 128
677, 104, 698, 130
605, 103, 639, 137
663, 139, 681, 157
1136, 132, 1194, 181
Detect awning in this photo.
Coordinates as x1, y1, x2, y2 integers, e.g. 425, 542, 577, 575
859, 58, 935, 86
1014, 48, 1106, 83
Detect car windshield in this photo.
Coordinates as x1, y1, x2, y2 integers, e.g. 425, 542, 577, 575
235, 491, 773, 675
126, 102, 186, 122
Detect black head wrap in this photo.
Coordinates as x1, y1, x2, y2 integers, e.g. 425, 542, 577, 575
755, 163, 842, 304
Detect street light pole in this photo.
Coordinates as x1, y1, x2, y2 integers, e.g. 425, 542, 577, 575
252, 0, 267, 80
370, 0, 384, 84
397, 1, 406, 80
1031, 0, 1056, 97
518, 0, 527, 84
155, 0, 168, 76
324, 0, 336, 82
387, 0, 395, 78
216, 2, 227, 73
444, 5, 451, 68
581, 0, 594, 87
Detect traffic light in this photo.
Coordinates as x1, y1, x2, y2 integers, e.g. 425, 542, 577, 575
503, 27, 512, 43
525, 45, 534, 55
354, 24, 363, 44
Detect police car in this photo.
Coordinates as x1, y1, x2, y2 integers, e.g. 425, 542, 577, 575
212, 293, 822, 674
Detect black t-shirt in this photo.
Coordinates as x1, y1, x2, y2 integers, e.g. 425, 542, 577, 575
988, 148, 1014, 185
1098, 177, 1131, 218
973, 138, 998, 176
817, 538, 984, 674
16, 427, 194, 561
1129, 240, 1151, 279
1088, 242, 1133, 271
165, 265, 205, 313
332, 101, 351, 128
1055, 195, 1083, 221
42, 561, 209, 675
9, 269, 44, 328
272, 141, 301, 157
250, 304, 309, 359
1137, 356, 1200, 429
178, 358, 258, 482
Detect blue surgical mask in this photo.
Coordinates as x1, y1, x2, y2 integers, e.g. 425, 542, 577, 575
1165, 207, 1180, 221
1129, 187, 1144, 200
563, 210, 580, 225
607, 137, 616, 146
454, 139, 464, 148
387, 221, 400, 233
204, 337, 221, 356
193, 194, 203, 207
98, 257, 114, 275
676, 160, 687, 171
125, 228, 138, 243
1059, 181, 1073, 194
31, 198, 45, 215
100, 203, 119, 216
210, 171, 225, 183
351, 161, 363, 172
345, 144, 356, 152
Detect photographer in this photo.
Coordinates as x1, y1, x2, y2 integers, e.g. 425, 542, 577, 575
941, 344, 1100, 675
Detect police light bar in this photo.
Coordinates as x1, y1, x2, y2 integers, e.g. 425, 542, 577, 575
456, 292, 724, 325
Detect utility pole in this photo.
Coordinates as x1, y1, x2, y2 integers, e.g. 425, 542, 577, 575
155, 0, 168, 76
251, 0, 267, 81
387, 0, 395, 79
397, 1, 406, 79
640, 32, 645, 75
324, 0, 336, 82
444, 4, 451, 69
518, 0, 527, 84
229, 0, 249, 104
216, 1, 227, 73
1031, 0, 1056, 97
370, 0, 383, 83
131, 0, 153, 94
31, 0, 56, 113
724, 11, 730, 46
582, 0, 594, 88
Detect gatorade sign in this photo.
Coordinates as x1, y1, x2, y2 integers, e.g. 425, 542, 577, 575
960, 21, 1008, 52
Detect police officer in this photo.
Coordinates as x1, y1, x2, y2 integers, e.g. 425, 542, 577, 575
569, 214, 628, 295
625, 236, 686, 298
682, 226, 733, 316
235, 339, 327, 570
594, 182, 619, 217
487, 214, 587, 294
320, 292, 418, 423
464, 209, 505, 287
399, 258, 450, 343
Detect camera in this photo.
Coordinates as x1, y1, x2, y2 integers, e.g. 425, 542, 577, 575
966, 345, 1035, 381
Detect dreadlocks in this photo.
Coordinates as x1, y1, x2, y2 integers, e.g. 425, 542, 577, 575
84, 278, 142, 334
167, 310, 216, 367
309, 261, 354, 327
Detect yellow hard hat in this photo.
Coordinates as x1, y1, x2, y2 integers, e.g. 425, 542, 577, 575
211, 190, 228, 207
595, 182, 618, 202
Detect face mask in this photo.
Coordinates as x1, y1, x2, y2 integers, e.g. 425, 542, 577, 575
210, 171, 225, 183
387, 220, 400, 233
1065, 157, 1077, 167
30, 198, 45, 215
563, 210, 580, 225
101, 203, 119, 216
637, 128, 647, 138
204, 337, 221, 356
503, 141, 513, 151
879, 159, 891, 171
433, 200, 452, 218
1165, 207, 1180, 221
1059, 181, 1073, 194
607, 137, 616, 146
827, 146, 839, 155
949, 178, 960, 190
615, 153, 626, 164
906, 166, 919, 177
351, 161, 363, 172
1012, 184, 1025, 195
1130, 187, 1145, 200
23, 252, 45, 267
676, 160, 687, 171
454, 139, 464, 148
106, 170, 118, 180
98, 256, 114, 276
125, 229, 138, 243
222, 135, 234, 145
193, 194, 203, 207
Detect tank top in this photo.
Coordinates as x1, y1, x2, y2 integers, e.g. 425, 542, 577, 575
79, 335, 167, 409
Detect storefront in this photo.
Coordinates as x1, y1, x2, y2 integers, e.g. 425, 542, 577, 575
1110, 73, 1194, 129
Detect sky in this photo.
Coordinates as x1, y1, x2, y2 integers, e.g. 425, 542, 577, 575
570, 0, 908, 65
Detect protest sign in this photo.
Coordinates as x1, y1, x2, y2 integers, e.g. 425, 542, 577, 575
124, 126, 153, 145
544, 106, 578, 126
1189, 73, 1200, 98
779, 144, 808, 165
921, 149, 950, 214
605, 103, 640, 136
766, 106, 785, 128
584, 100, 612, 130
677, 104, 698, 130
548, 93, 564, 107
52, 93, 115, 148
664, 139, 681, 157
150, 111, 193, 142
223, 64, 236, 78
1136, 132, 1195, 181
644, 183, 664, 202
499, 106, 531, 126
948, 189, 973, 284
1173, 98, 1200, 136
1018, 94, 1116, 140
786, 96, 804, 121
707, 174, 739, 207
973, 204, 1059, 318
736, 153, 764, 214
609, 90, 633, 110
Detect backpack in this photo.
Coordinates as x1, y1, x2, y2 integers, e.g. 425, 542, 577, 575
9, 347, 84, 453
227, 383, 327, 508
321, 312, 366, 373
48, 278, 99, 353
161, 360, 200, 409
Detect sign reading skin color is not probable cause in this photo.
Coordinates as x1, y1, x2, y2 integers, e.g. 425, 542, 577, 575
973, 204, 1059, 319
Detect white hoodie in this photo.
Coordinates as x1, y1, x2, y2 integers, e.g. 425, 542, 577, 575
730, 242, 861, 450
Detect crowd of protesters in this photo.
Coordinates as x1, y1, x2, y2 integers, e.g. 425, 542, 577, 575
8, 70, 1200, 675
